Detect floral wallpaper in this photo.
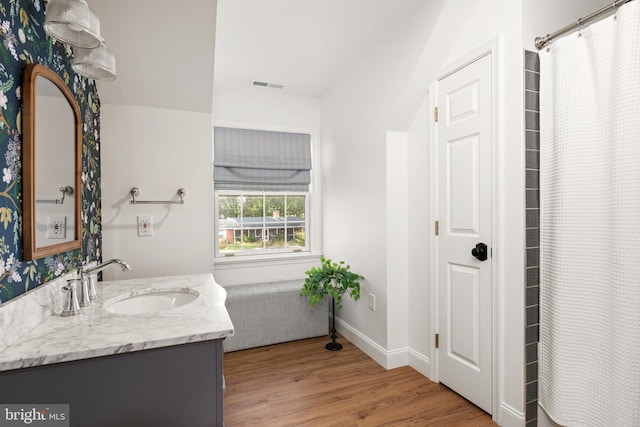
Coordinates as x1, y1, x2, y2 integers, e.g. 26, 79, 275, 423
0, 0, 101, 303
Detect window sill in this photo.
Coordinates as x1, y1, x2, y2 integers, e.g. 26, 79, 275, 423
213, 252, 321, 270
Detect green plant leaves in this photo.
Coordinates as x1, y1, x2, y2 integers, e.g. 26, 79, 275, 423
300, 256, 363, 309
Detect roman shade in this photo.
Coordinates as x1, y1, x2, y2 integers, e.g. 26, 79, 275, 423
214, 127, 312, 191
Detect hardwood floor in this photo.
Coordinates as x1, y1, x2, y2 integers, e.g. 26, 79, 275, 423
223, 335, 495, 426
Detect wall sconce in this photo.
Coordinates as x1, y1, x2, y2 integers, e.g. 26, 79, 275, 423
44, 0, 103, 49
44, 0, 116, 81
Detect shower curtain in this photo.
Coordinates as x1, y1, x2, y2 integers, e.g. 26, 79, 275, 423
539, 2, 640, 426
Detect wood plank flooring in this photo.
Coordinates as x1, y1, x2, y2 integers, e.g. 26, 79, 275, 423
223, 335, 495, 426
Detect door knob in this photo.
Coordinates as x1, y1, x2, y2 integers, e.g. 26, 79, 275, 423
471, 243, 488, 261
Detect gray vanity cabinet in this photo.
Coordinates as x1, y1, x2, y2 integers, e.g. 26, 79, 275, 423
0, 340, 224, 427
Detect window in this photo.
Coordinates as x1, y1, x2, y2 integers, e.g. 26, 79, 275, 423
217, 192, 308, 255
214, 127, 313, 258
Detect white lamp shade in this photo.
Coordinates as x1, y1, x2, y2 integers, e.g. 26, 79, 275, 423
72, 45, 116, 81
44, 0, 103, 48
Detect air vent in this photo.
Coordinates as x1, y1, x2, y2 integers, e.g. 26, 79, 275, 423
252, 80, 285, 90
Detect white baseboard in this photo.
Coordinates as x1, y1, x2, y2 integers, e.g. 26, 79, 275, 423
335, 317, 431, 375
335, 316, 391, 368
386, 347, 409, 369
407, 348, 432, 380
498, 402, 526, 427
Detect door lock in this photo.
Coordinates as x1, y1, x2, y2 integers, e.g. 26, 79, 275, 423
471, 243, 488, 261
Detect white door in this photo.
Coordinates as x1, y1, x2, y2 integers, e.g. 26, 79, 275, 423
436, 52, 492, 413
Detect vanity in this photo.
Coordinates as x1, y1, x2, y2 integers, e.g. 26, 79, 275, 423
0, 273, 234, 427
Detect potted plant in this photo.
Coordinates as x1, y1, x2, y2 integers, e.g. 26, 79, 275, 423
300, 257, 363, 351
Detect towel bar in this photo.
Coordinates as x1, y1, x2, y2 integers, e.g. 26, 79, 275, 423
36, 186, 74, 204
129, 187, 186, 205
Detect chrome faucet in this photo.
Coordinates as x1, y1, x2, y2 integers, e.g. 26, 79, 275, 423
61, 279, 82, 317
78, 259, 131, 305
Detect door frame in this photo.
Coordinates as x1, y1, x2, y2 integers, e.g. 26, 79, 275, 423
428, 39, 499, 418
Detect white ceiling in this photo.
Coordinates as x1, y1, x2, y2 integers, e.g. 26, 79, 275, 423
90, 0, 426, 111
214, 0, 427, 98
91, 0, 217, 113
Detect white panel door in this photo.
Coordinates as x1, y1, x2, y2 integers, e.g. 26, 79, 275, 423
437, 53, 492, 413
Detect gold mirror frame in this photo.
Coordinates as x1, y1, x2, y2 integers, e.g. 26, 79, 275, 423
22, 63, 82, 261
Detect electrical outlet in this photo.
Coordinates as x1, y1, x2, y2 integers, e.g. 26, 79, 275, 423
368, 293, 376, 311
137, 216, 154, 237
47, 216, 66, 239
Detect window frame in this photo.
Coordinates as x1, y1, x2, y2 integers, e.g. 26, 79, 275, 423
215, 190, 310, 258
212, 121, 321, 266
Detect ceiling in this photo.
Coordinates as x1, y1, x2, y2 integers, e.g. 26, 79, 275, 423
90, 0, 427, 112
91, 0, 217, 113
214, 0, 427, 98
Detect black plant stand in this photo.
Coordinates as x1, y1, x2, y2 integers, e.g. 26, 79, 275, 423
326, 296, 343, 351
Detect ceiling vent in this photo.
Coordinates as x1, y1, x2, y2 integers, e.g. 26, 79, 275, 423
252, 81, 284, 90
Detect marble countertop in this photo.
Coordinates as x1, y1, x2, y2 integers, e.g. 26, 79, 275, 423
0, 273, 234, 372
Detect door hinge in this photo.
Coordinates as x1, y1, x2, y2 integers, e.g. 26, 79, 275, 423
435, 220, 439, 236
434, 106, 439, 122
435, 333, 440, 349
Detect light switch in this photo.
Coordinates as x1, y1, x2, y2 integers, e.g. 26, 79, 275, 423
137, 216, 154, 237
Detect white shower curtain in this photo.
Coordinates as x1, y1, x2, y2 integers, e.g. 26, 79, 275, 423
539, 2, 640, 426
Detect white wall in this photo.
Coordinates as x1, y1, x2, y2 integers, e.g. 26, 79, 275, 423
213, 86, 321, 129
406, 96, 432, 375
100, 105, 214, 281
321, 0, 445, 356
92, 0, 217, 281
385, 131, 409, 364
212, 86, 323, 285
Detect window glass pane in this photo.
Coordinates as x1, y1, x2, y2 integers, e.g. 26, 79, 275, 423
264, 196, 284, 250
219, 195, 239, 252
286, 195, 305, 219
266, 228, 286, 249
218, 194, 241, 219
288, 227, 305, 248
216, 192, 308, 256
265, 195, 285, 220
241, 196, 263, 222
238, 196, 263, 251
287, 195, 305, 249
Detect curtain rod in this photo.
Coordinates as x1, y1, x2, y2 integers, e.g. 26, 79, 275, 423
535, 0, 634, 49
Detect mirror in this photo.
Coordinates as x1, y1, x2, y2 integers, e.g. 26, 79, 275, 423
22, 64, 82, 261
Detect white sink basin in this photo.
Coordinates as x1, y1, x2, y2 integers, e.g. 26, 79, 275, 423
105, 288, 199, 315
